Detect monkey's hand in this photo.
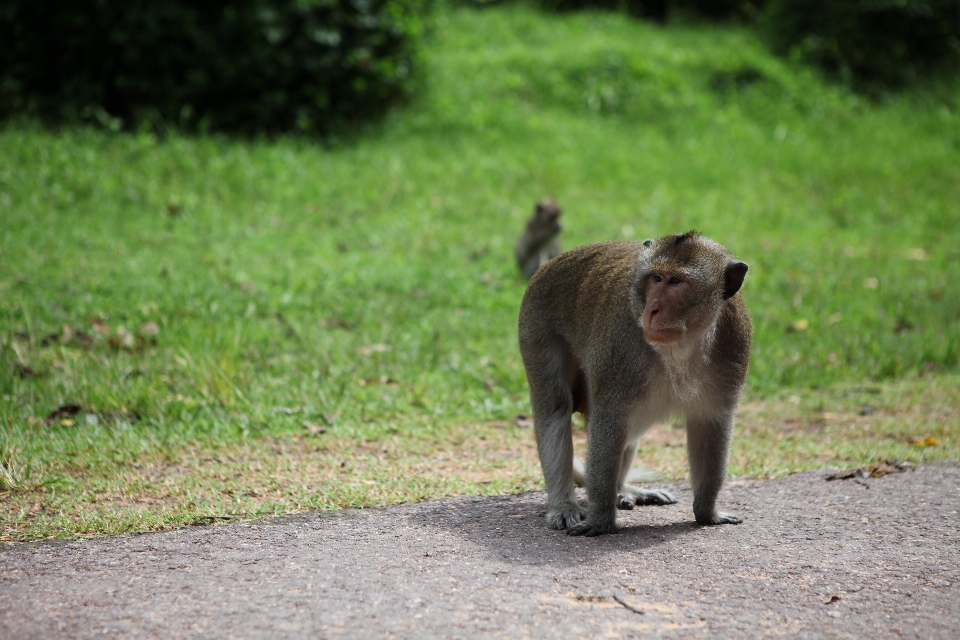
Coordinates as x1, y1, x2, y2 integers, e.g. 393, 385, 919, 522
694, 511, 742, 526
546, 505, 586, 531
617, 485, 677, 510
565, 515, 618, 537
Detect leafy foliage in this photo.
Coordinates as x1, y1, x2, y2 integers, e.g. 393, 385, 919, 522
534, 0, 768, 22
672, 0, 770, 20
0, 0, 429, 134
761, 0, 960, 90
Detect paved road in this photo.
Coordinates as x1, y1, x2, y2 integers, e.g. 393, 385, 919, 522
2, 464, 958, 639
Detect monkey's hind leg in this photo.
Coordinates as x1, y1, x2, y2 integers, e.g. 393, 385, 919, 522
618, 485, 678, 509
615, 441, 676, 510
535, 411, 583, 530
528, 352, 584, 531
686, 413, 742, 525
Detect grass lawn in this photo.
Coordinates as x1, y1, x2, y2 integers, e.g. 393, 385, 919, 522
2, 4, 959, 542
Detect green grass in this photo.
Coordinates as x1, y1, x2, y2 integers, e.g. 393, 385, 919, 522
2, 4, 959, 541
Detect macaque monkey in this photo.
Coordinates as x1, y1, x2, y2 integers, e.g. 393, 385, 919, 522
515, 198, 562, 279
518, 232, 751, 536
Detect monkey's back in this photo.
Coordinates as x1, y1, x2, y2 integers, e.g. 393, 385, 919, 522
519, 242, 643, 358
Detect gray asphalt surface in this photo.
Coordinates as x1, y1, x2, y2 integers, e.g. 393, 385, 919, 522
2, 463, 958, 639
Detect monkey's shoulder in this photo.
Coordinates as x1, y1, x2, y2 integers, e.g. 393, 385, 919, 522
712, 295, 753, 377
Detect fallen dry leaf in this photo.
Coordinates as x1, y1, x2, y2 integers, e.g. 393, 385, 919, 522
304, 423, 327, 435
39, 324, 80, 347
823, 469, 855, 482
109, 326, 136, 349
894, 317, 913, 333
359, 343, 392, 356
275, 313, 298, 338
39, 332, 60, 346
14, 363, 41, 379
827, 468, 860, 480
319, 318, 352, 330
139, 321, 160, 336
272, 406, 301, 415
874, 461, 913, 476
826, 461, 911, 483
45, 404, 82, 423
909, 437, 938, 447
90, 318, 109, 334
71, 329, 95, 347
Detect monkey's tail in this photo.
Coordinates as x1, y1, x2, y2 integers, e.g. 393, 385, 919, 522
571, 456, 660, 487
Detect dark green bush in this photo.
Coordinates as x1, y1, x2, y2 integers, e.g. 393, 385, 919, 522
672, 0, 769, 20
535, 0, 768, 23
0, 0, 429, 134
762, 0, 960, 90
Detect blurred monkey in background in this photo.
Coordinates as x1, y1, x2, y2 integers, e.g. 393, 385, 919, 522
515, 197, 562, 279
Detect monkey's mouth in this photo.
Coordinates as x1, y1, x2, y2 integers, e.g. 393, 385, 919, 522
643, 306, 683, 343
644, 327, 684, 343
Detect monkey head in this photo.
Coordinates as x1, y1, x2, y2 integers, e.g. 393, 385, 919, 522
633, 231, 748, 345
532, 198, 562, 236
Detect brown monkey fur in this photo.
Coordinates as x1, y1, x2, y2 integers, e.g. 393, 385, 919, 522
515, 198, 562, 279
517, 232, 751, 536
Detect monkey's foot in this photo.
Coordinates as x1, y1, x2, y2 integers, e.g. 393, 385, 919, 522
617, 485, 677, 510
566, 517, 618, 537
694, 511, 742, 526
545, 505, 586, 531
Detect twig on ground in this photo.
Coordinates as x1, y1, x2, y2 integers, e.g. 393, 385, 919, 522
613, 594, 644, 615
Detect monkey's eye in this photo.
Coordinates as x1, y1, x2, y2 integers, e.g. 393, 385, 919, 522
652, 274, 663, 283
668, 276, 682, 285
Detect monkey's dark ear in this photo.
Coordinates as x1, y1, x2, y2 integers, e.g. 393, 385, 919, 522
723, 261, 748, 299
643, 239, 653, 247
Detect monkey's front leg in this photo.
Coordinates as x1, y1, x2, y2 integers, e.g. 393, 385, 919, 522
567, 412, 625, 536
686, 413, 742, 525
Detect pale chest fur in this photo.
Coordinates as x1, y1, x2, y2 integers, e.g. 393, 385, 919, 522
624, 325, 718, 439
